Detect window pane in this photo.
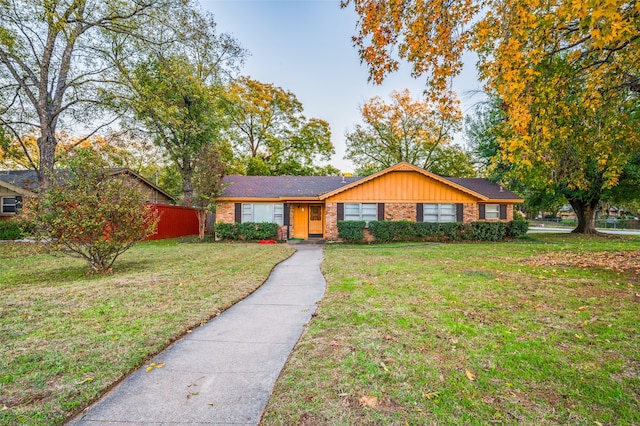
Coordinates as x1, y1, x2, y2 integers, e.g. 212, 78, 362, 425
253, 204, 273, 223
362, 213, 378, 222
344, 204, 360, 215
485, 204, 500, 219
440, 204, 456, 215
424, 203, 456, 223
361, 203, 377, 215
424, 203, 439, 223
362, 203, 378, 223
344, 203, 360, 221
2, 197, 16, 214
309, 206, 321, 221
242, 204, 253, 223
440, 204, 456, 223
424, 204, 438, 215
440, 214, 456, 223
273, 204, 284, 225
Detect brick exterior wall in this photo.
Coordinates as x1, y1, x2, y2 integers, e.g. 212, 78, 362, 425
215, 201, 291, 240
384, 203, 418, 221
463, 203, 478, 223
325, 202, 339, 241
216, 201, 236, 223
219, 201, 514, 241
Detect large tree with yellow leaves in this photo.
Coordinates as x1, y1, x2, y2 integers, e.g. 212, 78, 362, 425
344, 0, 640, 233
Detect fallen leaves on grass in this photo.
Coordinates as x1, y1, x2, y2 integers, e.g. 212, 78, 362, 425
359, 395, 378, 408
465, 369, 476, 381
527, 251, 640, 278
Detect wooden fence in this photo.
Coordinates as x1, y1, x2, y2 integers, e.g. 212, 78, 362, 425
146, 203, 199, 240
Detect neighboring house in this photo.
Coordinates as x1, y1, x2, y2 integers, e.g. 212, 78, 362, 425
216, 162, 524, 241
0, 177, 30, 219
0, 168, 175, 221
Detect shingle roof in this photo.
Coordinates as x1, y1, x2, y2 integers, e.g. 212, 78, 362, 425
0, 169, 175, 201
446, 178, 522, 200
221, 175, 364, 198
220, 172, 523, 202
0, 170, 39, 191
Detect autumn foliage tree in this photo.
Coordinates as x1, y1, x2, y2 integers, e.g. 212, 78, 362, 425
344, 0, 640, 233
192, 143, 227, 240
23, 149, 158, 273
223, 77, 334, 176
105, 10, 244, 206
345, 89, 462, 175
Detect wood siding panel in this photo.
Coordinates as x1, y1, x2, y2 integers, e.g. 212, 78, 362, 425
325, 171, 477, 203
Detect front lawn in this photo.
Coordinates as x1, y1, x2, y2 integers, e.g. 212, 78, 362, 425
263, 234, 640, 425
0, 239, 294, 425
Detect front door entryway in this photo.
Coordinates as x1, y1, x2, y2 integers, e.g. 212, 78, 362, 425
308, 204, 324, 238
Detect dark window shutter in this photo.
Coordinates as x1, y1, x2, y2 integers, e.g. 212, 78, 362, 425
416, 203, 424, 222
456, 204, 464, 222
479, 204, 486, 220
337, 203, 344, 221
500, 204, 507, 220
234, 203, 242, 223
283, 204, 290, 226
15, 196, 23, 211
378, 203, 385, 221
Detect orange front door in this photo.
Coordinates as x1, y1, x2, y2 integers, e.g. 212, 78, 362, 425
308, 204, 323, 237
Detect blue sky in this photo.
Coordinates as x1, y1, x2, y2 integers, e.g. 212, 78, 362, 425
201, 0, 484, 172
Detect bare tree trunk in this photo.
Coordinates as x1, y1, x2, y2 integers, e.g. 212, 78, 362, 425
569, 198, 599, 234
196, 208, 207, 240
181, 162, 194, 207
37, 130, 57, 187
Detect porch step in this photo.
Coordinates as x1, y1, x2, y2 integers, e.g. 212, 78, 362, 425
287, 238, 326, 245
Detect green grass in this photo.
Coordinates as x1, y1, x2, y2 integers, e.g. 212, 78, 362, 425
263, 234, 640, 425
0, 239, 294, 425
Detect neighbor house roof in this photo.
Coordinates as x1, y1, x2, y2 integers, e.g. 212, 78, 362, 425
0, 168, 175, 202
219, 162, 524, 203
0, 170, 39, 192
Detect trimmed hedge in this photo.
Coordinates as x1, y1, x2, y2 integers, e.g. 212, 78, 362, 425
413, 222, 469, 242
337, 220, 366, 243
215, 222, 279, 241
368, 220, 415, 242
507, 217, 529, 238
470, 221, 507, 241
338, 220, 528, 243
0, 220, 26, 240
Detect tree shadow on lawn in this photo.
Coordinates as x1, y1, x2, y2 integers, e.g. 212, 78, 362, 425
7, 257, 157, 289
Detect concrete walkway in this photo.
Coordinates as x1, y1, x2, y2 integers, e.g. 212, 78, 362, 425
68, 245, 326, 425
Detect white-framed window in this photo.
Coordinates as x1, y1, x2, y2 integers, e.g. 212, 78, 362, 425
242, 203, 284, 225
344, 203, 378, 223
1, 197, 17, 214
424, 203, 457, 223
485, 204, 500, 220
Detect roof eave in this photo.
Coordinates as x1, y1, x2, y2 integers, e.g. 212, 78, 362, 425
0, 179, 34, 196
483, 198, 524, 203
280, 196, 322, 201
216, 196, 284, 202
109, 168, 176, 202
